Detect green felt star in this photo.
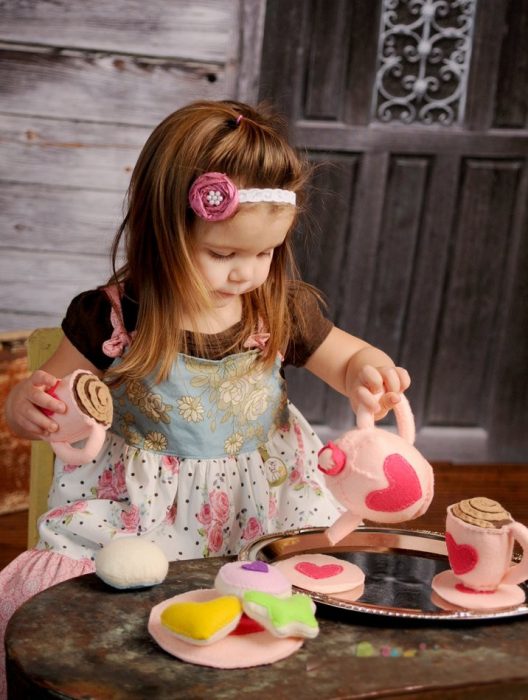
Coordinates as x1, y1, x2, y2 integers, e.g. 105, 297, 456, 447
243, 591, 317, 629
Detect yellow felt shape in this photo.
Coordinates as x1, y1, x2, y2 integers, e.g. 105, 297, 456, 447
160, 595, 242, 646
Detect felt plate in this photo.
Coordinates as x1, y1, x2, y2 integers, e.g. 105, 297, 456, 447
148, 589, 303, 667
238, 527, 528, 621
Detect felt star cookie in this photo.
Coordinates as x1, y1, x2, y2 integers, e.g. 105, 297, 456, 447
242, 591, 319, 639
160, 595, 242, 646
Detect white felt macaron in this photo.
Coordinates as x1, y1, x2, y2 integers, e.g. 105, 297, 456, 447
215, 561, 291, 599
95, 537, 169, 589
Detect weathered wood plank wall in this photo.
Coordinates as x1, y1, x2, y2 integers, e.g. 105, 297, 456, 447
0, 0, 260, 331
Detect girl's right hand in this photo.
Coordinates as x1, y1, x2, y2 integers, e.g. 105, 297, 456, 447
6, 370, 66, 439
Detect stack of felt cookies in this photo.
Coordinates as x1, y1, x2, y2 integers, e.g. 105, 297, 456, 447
148, 560, 319, 667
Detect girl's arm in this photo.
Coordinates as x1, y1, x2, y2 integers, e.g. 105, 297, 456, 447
5, 336, 103, 440
304, 327, 410, 419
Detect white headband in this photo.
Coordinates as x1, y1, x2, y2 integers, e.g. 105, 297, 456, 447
189, 172, 296, 222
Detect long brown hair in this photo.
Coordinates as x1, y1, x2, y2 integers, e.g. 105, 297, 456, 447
108, 100, 313, 383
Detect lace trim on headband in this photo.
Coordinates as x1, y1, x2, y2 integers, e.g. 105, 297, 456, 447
188, 172, 297, 222
238, 188, 296, 206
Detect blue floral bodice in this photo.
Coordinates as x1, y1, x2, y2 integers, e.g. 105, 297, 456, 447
110, 350, 287, 459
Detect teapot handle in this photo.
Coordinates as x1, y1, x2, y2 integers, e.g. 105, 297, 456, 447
356, 393, 416, 445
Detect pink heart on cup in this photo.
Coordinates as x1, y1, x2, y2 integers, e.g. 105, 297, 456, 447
365, 454, 422, 512
445, 532, 479, 575
294, 562, 344, 579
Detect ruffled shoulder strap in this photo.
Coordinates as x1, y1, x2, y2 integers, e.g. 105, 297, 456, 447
101, 284, 136, 358
243, 317, 285, 362
243, 317, 270, 350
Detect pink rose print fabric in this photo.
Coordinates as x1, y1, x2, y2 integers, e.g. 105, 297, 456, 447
97, 461, 127, 500
242, 516, 264, 541
196, 490, 232, 556
120, 505, 140, 532
0, 549, 94, 700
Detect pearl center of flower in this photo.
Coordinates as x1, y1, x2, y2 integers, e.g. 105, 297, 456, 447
206, 190, 224, 206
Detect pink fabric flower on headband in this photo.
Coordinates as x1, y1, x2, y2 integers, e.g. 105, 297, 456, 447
188, 172, 239, 222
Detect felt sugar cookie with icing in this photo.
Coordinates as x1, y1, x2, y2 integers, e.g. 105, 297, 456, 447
215, 560, 291, 599
242, 591, 319, 639
274, 553, 365, 594
160, 595, 242, 646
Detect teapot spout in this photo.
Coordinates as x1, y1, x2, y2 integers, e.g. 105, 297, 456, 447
325, 511, 363, 546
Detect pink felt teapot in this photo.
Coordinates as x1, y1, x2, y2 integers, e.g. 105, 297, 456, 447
42, 369, 113, 465
318, 395, 434, 545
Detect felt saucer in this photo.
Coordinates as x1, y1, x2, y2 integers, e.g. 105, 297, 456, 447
430, 589, 465, 612
273, 553, 365, 594
330, 583, 365, 603
431, 569, 526, 611
148, 589, 303, 668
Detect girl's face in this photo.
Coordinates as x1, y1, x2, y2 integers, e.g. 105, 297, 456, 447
192, 204, 295, 309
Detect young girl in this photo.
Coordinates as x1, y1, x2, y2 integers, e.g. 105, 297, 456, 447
1, 100, 409, 690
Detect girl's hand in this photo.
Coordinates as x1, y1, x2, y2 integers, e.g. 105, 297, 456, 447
349, 364, 411, 421
6, 370, 66, 439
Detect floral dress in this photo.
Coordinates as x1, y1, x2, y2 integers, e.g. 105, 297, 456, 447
38, 346, 340, 561
0, 289, 341, 696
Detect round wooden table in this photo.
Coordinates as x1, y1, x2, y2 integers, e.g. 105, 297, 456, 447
6, 556, 528, 699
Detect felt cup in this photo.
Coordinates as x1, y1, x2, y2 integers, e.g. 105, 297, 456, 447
43, 369, 113, 465
445, 505, 528, 592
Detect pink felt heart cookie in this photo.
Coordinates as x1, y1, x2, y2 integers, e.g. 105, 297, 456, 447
365, 454, 423, 512
274, 553, 365, 594
445, 532, 479, 575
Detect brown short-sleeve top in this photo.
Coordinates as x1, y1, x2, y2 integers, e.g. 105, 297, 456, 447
61, 284, 333, 371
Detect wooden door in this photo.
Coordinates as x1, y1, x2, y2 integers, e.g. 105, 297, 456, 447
257, 0, 528, 462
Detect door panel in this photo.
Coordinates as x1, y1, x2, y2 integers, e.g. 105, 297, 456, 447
260, 0, 528, 460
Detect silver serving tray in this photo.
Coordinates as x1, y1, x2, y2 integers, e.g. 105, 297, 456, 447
238, 526, 528, 621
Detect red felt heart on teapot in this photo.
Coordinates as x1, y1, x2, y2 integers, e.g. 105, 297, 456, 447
294, 562, 344, 579
445, 533, 479, 575
365, 454, 422, 512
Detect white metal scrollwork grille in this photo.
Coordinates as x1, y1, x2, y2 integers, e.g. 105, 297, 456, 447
372, 0, 476, 126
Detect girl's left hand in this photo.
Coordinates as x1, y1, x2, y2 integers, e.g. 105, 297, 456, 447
349, 364, 411, 421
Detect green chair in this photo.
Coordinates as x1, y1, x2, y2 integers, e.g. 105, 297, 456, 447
26, 327, 63, 547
